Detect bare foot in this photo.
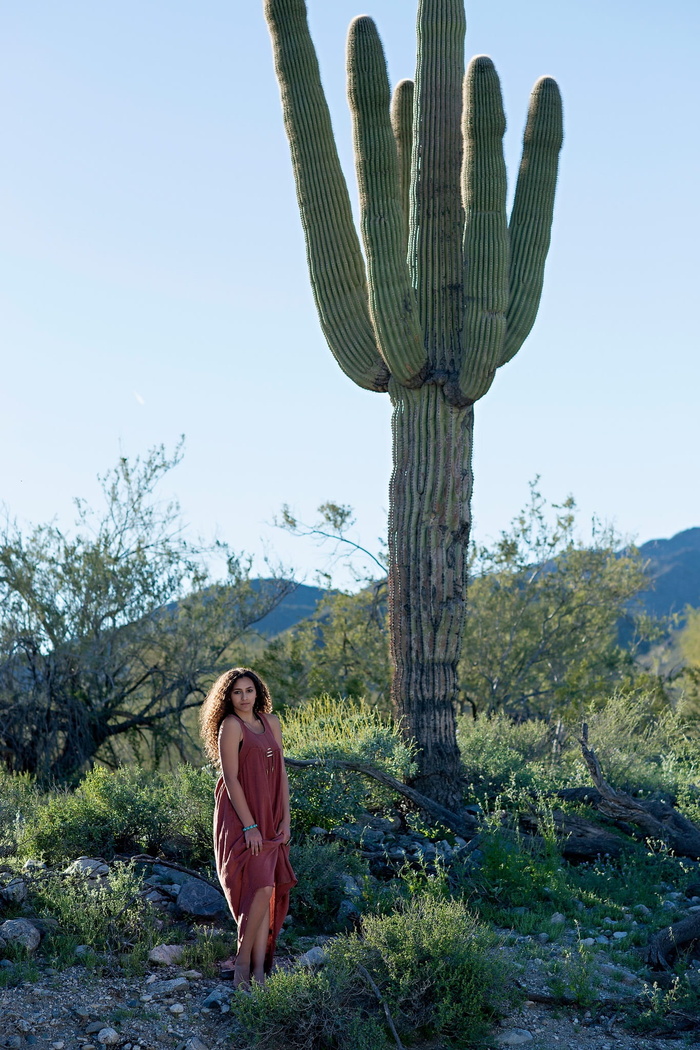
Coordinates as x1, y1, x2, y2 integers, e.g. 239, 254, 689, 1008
251, 968, 266, 986
233, 961, 251, 991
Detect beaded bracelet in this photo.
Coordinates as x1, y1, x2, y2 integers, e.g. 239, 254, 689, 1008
242, 823, 258, 832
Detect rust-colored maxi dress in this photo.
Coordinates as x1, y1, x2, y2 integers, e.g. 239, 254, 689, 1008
214, 713, 296, 973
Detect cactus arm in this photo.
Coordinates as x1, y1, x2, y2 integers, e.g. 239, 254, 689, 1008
347, 18, 427, 388
390, 78, 414, 244
501, 76, 563, 366
264, 0, 390, 392
410, 0, 466, 375
458, 55, 509, 403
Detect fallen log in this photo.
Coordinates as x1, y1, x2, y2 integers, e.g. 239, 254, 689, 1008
579, 724, 700, 861
519, 809, 626, 862
284, 756, 478, 840
645, 911, 700, 970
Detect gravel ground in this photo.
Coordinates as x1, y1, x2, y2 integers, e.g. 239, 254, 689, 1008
1, 955, 699, 1050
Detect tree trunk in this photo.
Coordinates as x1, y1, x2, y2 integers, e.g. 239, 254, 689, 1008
388, 380, 473, 807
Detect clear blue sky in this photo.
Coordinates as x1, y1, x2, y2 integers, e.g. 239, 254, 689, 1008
2, 1, 698, 588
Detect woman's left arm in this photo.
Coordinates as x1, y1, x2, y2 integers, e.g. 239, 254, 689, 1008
268, 713, 291, 844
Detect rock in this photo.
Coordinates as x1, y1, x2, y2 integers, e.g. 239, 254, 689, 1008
4, 1037, 22, 1049
0, 919, 41, 952
148, 977, 190, 998
495, 1030, 533, 1046
581, 937, 595, 947
634, 904, 652, 918
86, 1024, 110, 1035
201, 987, 231, 1011
176, 881, 228, 921
75, 945, 93, 957
612, 930, 628, 939
97, 1029, 120, 1046
22, 860, 46, 871
148, 944, 185, 966
296, 946, 327, 968
337, 900, 360, 924
181, 1039, 208, 1050
550, 912, 565, 924
338, 874, 362, 899
63, 857, 110, 878
0, 879, 27, 904
536, 933, 549, 944
0, 959, 12, 969
182, 970, 202, 979
685, 881, 700, 898
169, 1004, 185, 1015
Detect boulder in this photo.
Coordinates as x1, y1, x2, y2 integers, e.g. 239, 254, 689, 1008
176, 880, 228, 921
0, 879, 28, 904
0, 919, 41, 952
63, 858, 110, 878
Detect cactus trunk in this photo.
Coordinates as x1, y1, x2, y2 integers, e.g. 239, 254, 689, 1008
263, 0, 562, 808
388, 381, 472, 806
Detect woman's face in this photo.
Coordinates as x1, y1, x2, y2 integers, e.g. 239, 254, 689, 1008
230, 676, 257, 717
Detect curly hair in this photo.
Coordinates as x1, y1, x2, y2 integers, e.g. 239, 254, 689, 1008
199, 667, 273, 767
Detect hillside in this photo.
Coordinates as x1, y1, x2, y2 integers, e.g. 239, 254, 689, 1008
637, 527, 700, 619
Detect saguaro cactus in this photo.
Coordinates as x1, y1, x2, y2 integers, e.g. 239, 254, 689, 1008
264, 0, 563, 806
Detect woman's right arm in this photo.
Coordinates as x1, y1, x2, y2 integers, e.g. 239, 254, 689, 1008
218, 716, 263, 855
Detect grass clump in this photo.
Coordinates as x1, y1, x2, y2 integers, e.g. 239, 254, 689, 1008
234, 895, 511, 1049
281, 696, 416, 833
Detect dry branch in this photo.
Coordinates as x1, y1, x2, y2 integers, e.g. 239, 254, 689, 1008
579, 724, 700, 861
284, 756, 478, 839
645, 912, 700, 970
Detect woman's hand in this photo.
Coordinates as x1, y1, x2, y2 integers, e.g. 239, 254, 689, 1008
244, 826, 264, 855
277, 819, 292, 845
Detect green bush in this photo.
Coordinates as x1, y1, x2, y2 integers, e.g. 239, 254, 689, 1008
457, 711, 561, 798
282, 695, 416, 833
234, 895, 508, 1049
19, 764, 216, 866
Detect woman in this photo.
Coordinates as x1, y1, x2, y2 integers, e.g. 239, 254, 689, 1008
200, 667, 296, 989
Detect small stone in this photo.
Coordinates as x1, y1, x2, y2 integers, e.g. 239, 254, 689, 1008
148, 977, 190, 998
550, 912, 565, 924
337, 899, 360, 924
495, 1030, 534, 1046
0, 918, 41, 952
4, 1038, 22, 1049
612, 930, 628, 939
169, 1004, 185, 1016
182, 1039, 208, 1050
148, 944, 185, 966
75, 945, 92, 956
634, 904, 652, 917
181, 970, 202, 980
140, 995, 152, 1003
537, 933, 549, 944
297, 945, 327, 967
596, 936, 609, 944
86, 1024, 109, 1035
661, 900, 676, 911
15, 1022, 32, 1034
83, 1045, 96, 1049
97, 1031, 119, 1047
52, 1042, 65, 1049
581, 938, 595, 947
201, 987, 231, 1011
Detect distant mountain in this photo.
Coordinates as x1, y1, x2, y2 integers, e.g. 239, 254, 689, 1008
251, 581, 330, 637
636, 528, 700, 620
249, 528, 700, 642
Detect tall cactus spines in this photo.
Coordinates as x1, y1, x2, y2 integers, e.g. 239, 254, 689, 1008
264, 0, 562, 805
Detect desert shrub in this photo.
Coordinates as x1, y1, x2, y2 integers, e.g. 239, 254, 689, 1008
30, 860, 163, 955
282, 696, 416, 832
580, 692, 700, 800
335, 895, 512, 1047
457, 711, 564, 798
288, 838, 367, 933
19, 764, 216, 866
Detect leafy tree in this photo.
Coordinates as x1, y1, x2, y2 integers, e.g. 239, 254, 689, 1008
0, 444, 293, 782
458, 484, 658, 720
